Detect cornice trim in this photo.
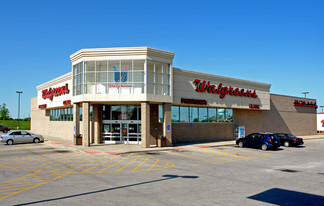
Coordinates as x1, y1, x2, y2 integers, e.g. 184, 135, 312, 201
37, 72, 72, 90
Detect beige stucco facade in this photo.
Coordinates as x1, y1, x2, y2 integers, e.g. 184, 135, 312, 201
31, 97, 75, 139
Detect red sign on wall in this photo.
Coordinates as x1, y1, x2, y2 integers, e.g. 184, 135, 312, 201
181, 98, 207, 105
38, 104, 47, 109
42, 83, 69, 101
249, 104, 260, 109
63, 100, 71, 105
294, 100, 317, 108
193, 79, 258, 99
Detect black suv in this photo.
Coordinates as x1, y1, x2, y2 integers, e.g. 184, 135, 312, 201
0, 125, 10, 133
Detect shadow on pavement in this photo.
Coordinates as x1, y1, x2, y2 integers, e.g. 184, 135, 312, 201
248, 188, 324, 206
14, 174, 199, 206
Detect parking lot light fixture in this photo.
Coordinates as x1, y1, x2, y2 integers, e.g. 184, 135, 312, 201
302, 92, 309, 98
320, 106, 324, 113
16, 91, 23, 129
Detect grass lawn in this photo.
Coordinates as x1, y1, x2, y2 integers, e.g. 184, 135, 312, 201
0, 120, 30, 130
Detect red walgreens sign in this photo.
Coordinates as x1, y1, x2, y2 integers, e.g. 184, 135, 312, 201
193, 79, 258, 99
42, 84, 69, 101
294, 100, 317, 108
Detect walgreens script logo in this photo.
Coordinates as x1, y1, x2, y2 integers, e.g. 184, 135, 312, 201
42, 84, 69, 101
193, 79, 258, 99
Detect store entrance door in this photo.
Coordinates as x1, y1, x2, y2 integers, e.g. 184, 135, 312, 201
121, 123, 128, 143
102, 121, 141, 144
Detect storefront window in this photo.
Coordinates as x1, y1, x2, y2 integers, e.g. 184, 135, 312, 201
134, 60, 145, 71
134, 71, 144, 82
156, 85, 163, 95
49, 108, 73, 121
180, 107, 189, 122
171, 106, 233, 123
155, 62, 162, 73
225, 109, 234, 122
96, 61, 108, 72
112, 106, 122, 120
147, 72, 154, 83
208, 108, 217, 122
85, 61, 95, 72
74, 60, 145, 95
133, 83, 144, 93
80, 107, 83, 121
102, 105, 111, 120
190, 107, 198, 122
147, 83, 154, 94
103, 105, 140, 120
199, 108, 208, 122
73, 62, 83, 96
73, 59, 170, 96
146, 60, 170, 95
217, 109, 226, 122
171, 106, 180, 122
147, 60, 154, 72
159, 105, 163, 123
128, 105, 138, 120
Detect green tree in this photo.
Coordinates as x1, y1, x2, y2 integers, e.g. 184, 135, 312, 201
0, 103, 10, 120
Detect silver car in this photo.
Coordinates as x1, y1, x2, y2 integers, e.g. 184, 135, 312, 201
0, 130, 44, 145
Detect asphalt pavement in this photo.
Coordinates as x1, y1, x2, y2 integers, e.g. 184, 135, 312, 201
41, 133, 324, 154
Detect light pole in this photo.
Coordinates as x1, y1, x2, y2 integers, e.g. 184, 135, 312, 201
302, 92, 309, 98
320, 106, 324, 113
16, 91, 23, 129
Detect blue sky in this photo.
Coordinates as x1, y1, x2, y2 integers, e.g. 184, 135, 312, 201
0, 0, 323, 118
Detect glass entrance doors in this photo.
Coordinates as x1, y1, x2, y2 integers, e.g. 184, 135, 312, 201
102, 121, 141, 144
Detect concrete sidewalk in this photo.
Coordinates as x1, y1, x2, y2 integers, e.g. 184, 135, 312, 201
42, 134, 324, 154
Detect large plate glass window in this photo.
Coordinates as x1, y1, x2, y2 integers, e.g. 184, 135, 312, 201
208, 108, 217, 122
73, 62, 84, 96
217, 109, 226, 122
225, 109, 233, 122
171, 106, 180, 122
199, 108, 208, 122
190, 107, 198, 122
180, 107, 189, 122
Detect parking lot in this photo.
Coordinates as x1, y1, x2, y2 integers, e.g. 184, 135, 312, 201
1, 138, 324, 205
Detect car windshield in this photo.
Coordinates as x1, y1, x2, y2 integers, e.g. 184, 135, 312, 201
269, 134, 278, 139
286, 134, 297, 139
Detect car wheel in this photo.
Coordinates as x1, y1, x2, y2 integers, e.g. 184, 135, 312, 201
33, 138, 40, 143
284, 141, 290, 147
6, 139, 14, 145
238, 141, 244, 148
261, 144, 268, 151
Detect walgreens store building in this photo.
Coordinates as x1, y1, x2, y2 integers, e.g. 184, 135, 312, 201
31, 47, 317, 147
